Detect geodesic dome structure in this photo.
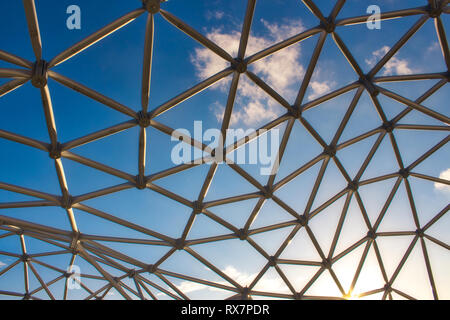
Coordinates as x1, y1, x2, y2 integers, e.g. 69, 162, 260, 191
0, 0, 449, 300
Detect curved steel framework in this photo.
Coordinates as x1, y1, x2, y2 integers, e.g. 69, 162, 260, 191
0, 0, 449, 300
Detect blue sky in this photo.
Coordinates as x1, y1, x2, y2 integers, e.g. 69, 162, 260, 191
0, 0, 449, 300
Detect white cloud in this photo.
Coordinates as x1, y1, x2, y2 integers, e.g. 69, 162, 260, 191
221, 265, 254, 286
175, 265, 289, 296
308, 80, 332, 100
365, 46, 413, 76
0, 260, 5, 267
434, 168, 450, 192
176, 281, 207, 294
191, 19, 306, 127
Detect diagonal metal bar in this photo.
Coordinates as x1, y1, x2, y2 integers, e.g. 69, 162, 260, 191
159, 9, 234, 63
245, 71, 292, 111
61, 120, 137, 151
0, 49, 33, 68
295, 31, 327, 108
150, 67, 233, 118
73, 203, 174, 243
61, 150, 136, 182
48, 71, 137, 118
27, 260, 55, 300
246, 27, 322, 64
332, 32, 365, 79
330, 0, 346, 20
301, 0, 327, 24
419, 237, 438, 300
77, 244, 132, 300
336, 7, 429, 26
0, 78, 29, 98
0, 259, 21, 277
49, 8, 145, 67
368, 15, 429, 77
377, 85, 449, 124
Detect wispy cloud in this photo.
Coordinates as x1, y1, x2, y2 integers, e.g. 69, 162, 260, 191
206, 10, 225, 20
434, 168, 450, 193
308, 80, 332, 100
426, 41, 440, 53
0, 260, 6, 268
191, 19, 306, 127
365, 46, 413, 76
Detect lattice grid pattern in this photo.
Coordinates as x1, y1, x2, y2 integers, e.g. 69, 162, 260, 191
0, 0, 449, 300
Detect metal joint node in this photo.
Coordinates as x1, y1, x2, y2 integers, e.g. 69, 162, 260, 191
398, 168, 410, 179
232, 58, 247, 74
382, 121, 394, 133
70, 231, 80, 250
174, 238, 186, 250
288, 106, 302, 119
31, 60, 48, 88
49, 142, 62, 159
192, 200, 203, 214
262, 186, 273, 199
61, 195, 73, 209
321, 258, 332, 269
347, 180, 359, 191
240, 287, 251, 299
323, 145, 336, 157
384, 283, 392, 292
294, 292, 302, 300
321, 17, 336, 33
144, 0, 161, 14
360, 75, 379, 97
297, 215, 308, 227
367, 230, 377, 240
211, 147, 226, 161
137, 111, 151, 128
415, 228, 425, 238
21, 254, 30, 262
127, 269, 136, 278
268, 256, 277, 267
135, 175, 148, 190
236, 228, 248, 241
146, 264, 157, 273
23, 293, 31, 300
428, 4, 443, 18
